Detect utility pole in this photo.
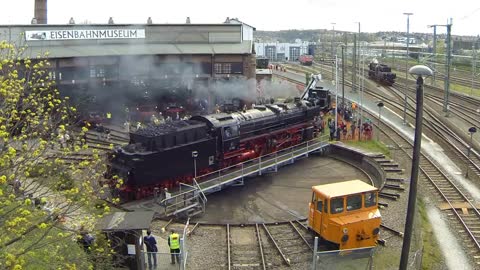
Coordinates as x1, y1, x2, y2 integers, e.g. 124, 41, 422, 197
403, 12, 413, 125
342, 45, 345, 109
428, 25, 438, 84
444, 19, 452, 115
473, 44, 477, 96
352, 34, 357, 92
331, 23, 336, 81
357, 22, 361, 89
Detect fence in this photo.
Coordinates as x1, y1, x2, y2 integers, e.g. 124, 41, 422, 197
311, 237, 375, 270
139, 220, 190, 270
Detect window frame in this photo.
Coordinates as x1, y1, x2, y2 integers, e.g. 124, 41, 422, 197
330, 197, 344, 214
346, 194, 362, 211
364, 192, 377, 208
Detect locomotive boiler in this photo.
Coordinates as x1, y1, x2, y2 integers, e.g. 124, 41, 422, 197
368, 59, 396, 86
107, 76, 331, 200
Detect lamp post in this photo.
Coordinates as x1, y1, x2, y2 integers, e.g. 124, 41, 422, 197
403, 12, 413, 125
376, 102, 384, 141
399, 65, 433, 270
465, 127, 477, 178
192, 151, 199, 180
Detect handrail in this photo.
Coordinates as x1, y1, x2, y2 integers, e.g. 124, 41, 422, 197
161, 134, 329, 217
196, 137, 327, 188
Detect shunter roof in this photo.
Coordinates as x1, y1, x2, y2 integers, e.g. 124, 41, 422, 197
312, 179, 377, 198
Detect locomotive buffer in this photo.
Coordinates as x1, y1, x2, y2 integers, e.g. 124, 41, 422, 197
160, 75, 330, 218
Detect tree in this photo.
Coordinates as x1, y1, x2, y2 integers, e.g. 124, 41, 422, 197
0, 41, 118, 269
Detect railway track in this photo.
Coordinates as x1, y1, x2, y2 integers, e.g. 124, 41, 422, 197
190, 220, 313, 270
282, 59, 480, 265
359, 95, 480, 266
364, 84, 480, 181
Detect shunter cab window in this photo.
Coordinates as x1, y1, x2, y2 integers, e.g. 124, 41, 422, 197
316, 200, 323, 213
365, 192, 377, 207
347, 195, 362, 211
330, 197, 344, 214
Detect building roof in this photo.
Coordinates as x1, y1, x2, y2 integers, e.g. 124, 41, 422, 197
98, 211, 154, 231
0, 23, 254, 58
23, 41, 253, 58
312, 180, 377, 198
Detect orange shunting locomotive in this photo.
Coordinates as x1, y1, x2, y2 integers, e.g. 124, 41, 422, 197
308, 180, 382, 250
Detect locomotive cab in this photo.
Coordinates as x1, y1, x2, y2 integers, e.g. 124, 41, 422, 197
308, 180, 381, 250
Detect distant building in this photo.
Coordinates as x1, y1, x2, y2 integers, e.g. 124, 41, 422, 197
255, 40, 311, 62
396, 37, 417, 44
0, 19, 256, 115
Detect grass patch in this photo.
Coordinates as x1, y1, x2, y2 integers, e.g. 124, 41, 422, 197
373, 246, 401, 269
416, 198, 444, 269
345, 140, 391, 157
450, 83, 480, 97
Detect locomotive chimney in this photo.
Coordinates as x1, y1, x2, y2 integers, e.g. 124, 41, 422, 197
34, 0, 48, 24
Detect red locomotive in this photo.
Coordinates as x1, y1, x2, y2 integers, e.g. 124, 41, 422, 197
299, 55, 314, 66
107, 76, 331, 201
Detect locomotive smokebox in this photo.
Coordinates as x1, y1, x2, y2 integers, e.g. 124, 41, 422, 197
34, 0, 48, 24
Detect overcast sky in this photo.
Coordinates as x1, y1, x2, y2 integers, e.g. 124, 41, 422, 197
1, 0, 479, 36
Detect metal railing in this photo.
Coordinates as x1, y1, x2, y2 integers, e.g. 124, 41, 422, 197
139, 220, 189, 270
312, 237, 375, 270
161, 135, 329, 217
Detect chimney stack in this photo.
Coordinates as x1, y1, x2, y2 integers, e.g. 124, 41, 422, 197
186, 17, 191, 24
34, 0, 47, 24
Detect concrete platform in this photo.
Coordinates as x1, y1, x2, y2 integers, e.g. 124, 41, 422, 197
192, 155, 369, 224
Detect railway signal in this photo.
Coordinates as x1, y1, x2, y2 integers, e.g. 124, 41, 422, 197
466, 127, 477, 178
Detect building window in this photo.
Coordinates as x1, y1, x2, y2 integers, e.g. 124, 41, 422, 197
214, 63, 222, 74
214, 63, 242, 74
222, 63, 232, 74
97, 67, 105, 78
90, 67, 96, 78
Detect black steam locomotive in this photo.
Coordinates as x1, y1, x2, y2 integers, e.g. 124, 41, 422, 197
107, 76, 331, 200
368, 60, 396, 86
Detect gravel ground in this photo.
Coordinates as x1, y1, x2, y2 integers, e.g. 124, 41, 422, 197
147, 153, 415, 269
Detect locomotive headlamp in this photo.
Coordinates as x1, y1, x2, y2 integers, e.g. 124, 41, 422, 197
373, 227, 380, 235
342, 228, 348, 234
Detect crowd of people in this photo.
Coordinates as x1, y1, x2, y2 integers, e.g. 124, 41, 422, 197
324, 102, 374, 142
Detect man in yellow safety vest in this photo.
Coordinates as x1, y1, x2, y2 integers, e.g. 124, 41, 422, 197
168, 229, 181, 264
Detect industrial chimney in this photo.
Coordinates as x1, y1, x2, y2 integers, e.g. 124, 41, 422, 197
34, 0, 47, 24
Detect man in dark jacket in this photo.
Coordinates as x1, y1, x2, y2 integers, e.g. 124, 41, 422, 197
144, 230, 158, 269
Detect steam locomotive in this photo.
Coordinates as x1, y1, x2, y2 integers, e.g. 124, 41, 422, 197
368, 60, 396, 86
107, 76, 331, 200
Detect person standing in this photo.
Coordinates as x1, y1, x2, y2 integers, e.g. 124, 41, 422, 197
143, 230, 158, 269
168, 229, 181, 265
